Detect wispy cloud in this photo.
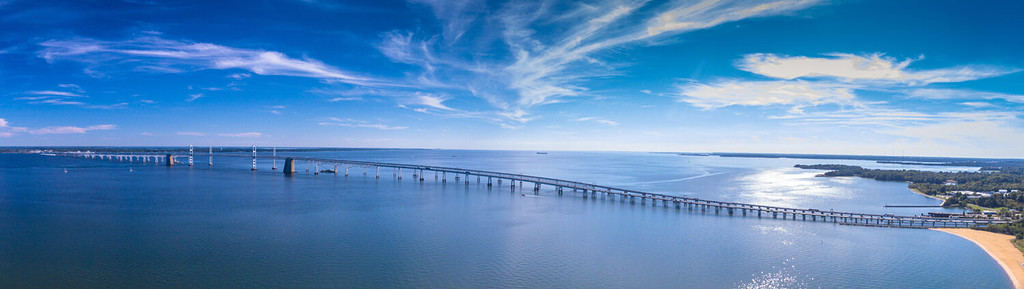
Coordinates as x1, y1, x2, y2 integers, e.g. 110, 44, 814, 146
27, 90, 83, 97
574, 116, 619, 126
738, 53, 1017, 85
218, 132, 262, 137
38, 36, 384, 86
16, 88, 128, 109
412, 92, 453, 110
960, 102, 995, 108
29, 124, 116, 135
57, 83, 84, 92
0, 118, 28, 137
176, 131, 206, 136
318, 117, 408, 130
329, 97, 362, 102
186, 93, 203, 102
677, 80, 857, 109
907, 88, 1024, 103
378, 0, 821, 122
408, 0, 483, 43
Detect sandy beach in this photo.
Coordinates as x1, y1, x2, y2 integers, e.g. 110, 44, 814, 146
910, 187, 945, 201
933, 228, 1024, 289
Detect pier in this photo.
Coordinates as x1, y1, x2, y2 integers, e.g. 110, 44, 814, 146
51, 149, 1010, 229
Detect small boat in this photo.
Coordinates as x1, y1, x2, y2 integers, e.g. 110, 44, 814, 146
536, 152, 548, 155
63, 168, 68, 174
319, 169, 336, 174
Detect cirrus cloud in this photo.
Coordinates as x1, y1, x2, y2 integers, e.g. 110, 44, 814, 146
38, 36, 383, 86
738, 53, 1017, 85
677, 80, 857, 109
29, 124, 116, 135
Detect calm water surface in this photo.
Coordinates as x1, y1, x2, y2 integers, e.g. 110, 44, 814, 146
0, 150, 1010, 288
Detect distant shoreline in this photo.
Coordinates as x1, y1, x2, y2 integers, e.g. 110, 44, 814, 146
933, 228, 1024, 289
910, 187, 945, 201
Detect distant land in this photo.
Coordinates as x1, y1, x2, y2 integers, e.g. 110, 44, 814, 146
677, 152, 1024, 169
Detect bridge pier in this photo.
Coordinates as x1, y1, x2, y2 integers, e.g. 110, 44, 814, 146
283, 157, 295, 175
165, 154, 174, 166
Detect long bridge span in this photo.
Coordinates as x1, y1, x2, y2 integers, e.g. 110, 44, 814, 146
49, 148, 1011, 229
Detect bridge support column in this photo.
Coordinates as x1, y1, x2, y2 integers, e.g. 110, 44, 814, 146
487, 177, 492, 187
283, 158, 295, 176
165, 154, 174, 166
772, 211, 777, 218
376, 167, 380, 179
728, 208, 733, 215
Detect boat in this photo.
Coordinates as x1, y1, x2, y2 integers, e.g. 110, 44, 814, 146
536, 152, 548, 155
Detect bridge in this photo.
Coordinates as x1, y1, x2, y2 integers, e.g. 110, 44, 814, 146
48, 147, 1012, 229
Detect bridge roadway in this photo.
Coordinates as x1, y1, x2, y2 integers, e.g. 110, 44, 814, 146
57, 151, 1011, 229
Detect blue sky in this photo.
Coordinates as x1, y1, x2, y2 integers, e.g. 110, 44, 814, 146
1, 0, 1022, 157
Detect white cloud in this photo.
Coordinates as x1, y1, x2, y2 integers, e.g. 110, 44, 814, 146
960, 102, 995, 108
318, 117, 408, 130
738, 53, 1016, 85
176, 131, 206, 136
218, 132, 262, 137
57, 83, 85, 92
29, 124, 116, 135
380, 0, 820, 121
0, 118, 7, 127
677, 80, 857, 109
26, 90, 84, 97
38, 36, 381, 86
574, 116, 619, 126
644, 0, 818, 38
329, 97, 362, 102
908, 88, 1024, 103
186, 93, 203, 102
885, 120, 1024, 144
229, 73, 251, 79
413, 92, 454, 110
409, 0, 483, 42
